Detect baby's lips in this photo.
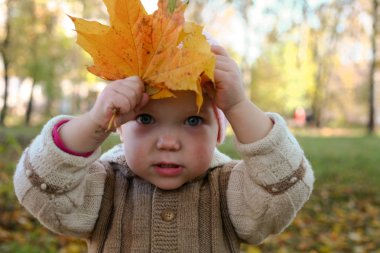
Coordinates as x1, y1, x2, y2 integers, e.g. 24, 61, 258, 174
154, 163, 181, 168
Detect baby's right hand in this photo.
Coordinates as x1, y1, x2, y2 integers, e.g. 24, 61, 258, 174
88, 76, 149, 130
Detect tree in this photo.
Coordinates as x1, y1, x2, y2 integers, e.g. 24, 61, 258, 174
1, 0, 64, 125
368, 0, 378, 134
13, 0, 56, 125
227, 0, 254, 96
251, 31, 316, 116
284, 0, 357, 127
0, 0, 13, 126
22, 1, 69, 125
297, 1, 349, 127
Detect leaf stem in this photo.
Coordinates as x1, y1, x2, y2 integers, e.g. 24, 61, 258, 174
106, 108, 120, 132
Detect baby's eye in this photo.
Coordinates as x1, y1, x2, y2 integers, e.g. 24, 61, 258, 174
185, 116, 203, 126
136, 114, 155, 124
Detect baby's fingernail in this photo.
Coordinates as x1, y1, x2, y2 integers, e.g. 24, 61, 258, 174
127, 76, 141, 82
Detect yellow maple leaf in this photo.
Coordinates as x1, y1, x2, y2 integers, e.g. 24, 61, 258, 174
70, 0, 215, 109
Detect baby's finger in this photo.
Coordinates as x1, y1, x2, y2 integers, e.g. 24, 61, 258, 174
109, 78, 146, 109
135, 92, 150, 111
115, 94, 148, 125
114, 110, 136, 127
214, 68, 230, 82
211, 45, 229, 57
111, 77, 144, 98
215, 59, 233, 72
120, 76, 144, 88
124, 76, 145, 93
106, 91, 134, 115
111, 93, 149, 128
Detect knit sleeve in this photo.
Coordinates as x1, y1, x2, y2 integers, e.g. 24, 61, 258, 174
226, 112, 314, 245
13, 115, 108, 238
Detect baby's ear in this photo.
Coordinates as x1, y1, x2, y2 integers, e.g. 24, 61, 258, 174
116, 127, 123, 142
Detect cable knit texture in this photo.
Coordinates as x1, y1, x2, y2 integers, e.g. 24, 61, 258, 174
14, 113, 314, 252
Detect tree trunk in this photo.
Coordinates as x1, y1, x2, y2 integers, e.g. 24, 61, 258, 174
368, 0, 378, 134
310, 42, 324, 128
0, 59, 10, 126
0, 0, 12, 126
25, 80, 36, 126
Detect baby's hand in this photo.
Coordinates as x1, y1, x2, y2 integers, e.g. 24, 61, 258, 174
208, 45, 247, 112
88, 76, 149, 130
209, 46, 273, 143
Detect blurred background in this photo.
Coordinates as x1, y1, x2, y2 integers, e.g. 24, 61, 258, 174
0, 0, 379, 252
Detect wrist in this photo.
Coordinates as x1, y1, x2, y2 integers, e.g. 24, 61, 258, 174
59, 114, 110, 153
223, 98, 251, 119
223, 99, 273, 143
82, 112, 111, 139
86, 110, 107, 130
52, 119, 95, 157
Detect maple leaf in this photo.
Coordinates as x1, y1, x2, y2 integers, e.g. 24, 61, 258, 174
70, 0, 215, 109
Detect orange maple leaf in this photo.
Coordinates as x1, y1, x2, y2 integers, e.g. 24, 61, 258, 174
70, 0, 215, 109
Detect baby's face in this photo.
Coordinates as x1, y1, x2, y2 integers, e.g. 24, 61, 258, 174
120, 91, 218, 190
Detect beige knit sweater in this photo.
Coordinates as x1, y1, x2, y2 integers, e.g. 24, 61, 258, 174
14, 113, 314, 252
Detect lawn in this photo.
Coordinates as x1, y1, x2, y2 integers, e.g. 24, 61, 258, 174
0, 127, 379, 253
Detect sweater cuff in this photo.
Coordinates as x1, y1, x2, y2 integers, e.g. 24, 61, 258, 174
52, 119, 94, 157
234, 112, 305, 187
18, 115, 102, 194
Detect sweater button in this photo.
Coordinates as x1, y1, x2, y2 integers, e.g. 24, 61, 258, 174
161, 209, 176, 222
271, 187, 279, 193
40, 183, 47, 191
25, 169, 32, 177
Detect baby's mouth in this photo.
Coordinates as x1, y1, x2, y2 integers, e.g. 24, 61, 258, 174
154, 163, 183, 176
156, 163, 180, 168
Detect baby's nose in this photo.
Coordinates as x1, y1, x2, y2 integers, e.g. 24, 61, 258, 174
156, 135, 181, 151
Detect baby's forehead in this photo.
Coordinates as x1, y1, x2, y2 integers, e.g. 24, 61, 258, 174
142, 91, 214, 114
142, 103, 214, 118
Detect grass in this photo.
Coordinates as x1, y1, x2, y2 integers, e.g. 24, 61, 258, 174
1, 126, 380, 252
297, 135, 380, 191
217, 131, 380, 191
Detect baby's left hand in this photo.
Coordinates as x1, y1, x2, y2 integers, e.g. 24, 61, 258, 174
207, 45, 247, 112
207, 45, 273, 143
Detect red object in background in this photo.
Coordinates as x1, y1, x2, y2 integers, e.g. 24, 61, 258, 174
294, 107, 306, 126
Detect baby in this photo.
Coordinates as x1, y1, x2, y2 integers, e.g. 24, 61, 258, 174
14, 45, 314, 252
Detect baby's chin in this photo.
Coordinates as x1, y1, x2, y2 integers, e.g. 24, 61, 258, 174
151, 173, 209, 190
150, 180, 187, 190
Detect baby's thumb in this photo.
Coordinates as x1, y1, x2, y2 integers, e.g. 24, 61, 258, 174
125, 75, 143, 83
135, 93, 149, 111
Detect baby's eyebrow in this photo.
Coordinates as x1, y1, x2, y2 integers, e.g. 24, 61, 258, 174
191, 109, 212, 118
135, 108, 154, 114
200, 105, 214, 114
182, 108, 205, 115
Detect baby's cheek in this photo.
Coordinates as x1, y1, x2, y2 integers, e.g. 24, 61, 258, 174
191, 143, 214, 167
123, 142, 142, 167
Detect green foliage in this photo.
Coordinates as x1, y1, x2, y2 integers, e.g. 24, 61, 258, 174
1, 0, 110, 125
251, 37, 316, 116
